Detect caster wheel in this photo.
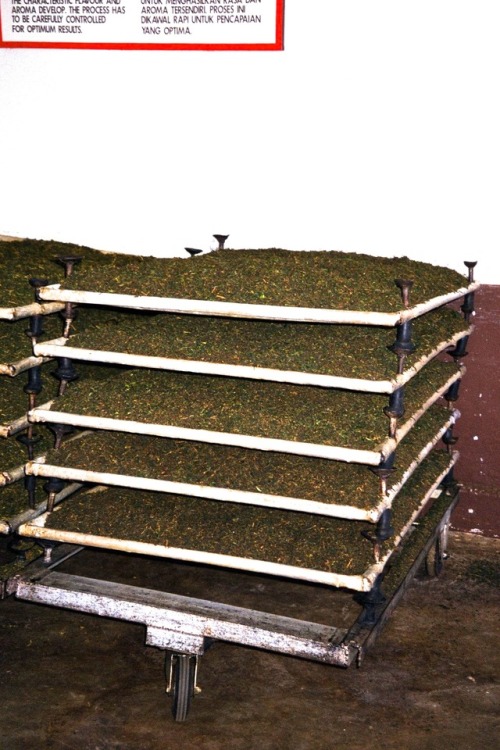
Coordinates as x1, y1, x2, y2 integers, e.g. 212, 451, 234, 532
425, 532, 448, 577
167, 654, 197, 722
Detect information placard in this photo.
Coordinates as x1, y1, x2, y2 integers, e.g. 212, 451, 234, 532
0, 0, 284, 49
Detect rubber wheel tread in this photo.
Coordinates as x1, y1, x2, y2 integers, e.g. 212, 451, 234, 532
172, 655, 195, 722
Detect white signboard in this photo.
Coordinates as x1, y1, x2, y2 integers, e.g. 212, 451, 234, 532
0, 0, 284, 49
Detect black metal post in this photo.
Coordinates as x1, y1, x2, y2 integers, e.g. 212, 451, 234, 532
461, 261, 478, 323
355, 575, 387, 627
362, 508, 395, 563
43, 476, 66, 513
384, 387, 405, 438
445, 378, 462, 409
213, 234, 229, 250
371, 452, 396, 496
48, 423, 75, 450
56, 255, 82, 278
448, 335, 469, 362
53, 357, 79, 396
25, 312, 44, 343
394, 278, 414, 309
442, 425, 459, 454
17, 365, 43, 459
28, 277, 48, 303
24, 474, 37, 510
60, 302, 77, 338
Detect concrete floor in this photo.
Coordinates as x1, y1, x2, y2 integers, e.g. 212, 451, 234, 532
0, 531, 499, 750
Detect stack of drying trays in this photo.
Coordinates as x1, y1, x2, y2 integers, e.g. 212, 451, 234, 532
0, 242, 479, 603
2, 246, 478, 608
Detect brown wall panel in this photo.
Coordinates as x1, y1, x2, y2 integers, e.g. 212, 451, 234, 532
451, 285, 500, 537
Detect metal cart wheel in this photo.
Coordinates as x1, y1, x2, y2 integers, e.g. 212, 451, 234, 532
425, 523, 449, 577
167, 654, 197, 722
425, 536, 443, 577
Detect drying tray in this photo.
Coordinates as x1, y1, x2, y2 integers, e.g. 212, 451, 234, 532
27, 406, 457, 522
29, 359, 462, 464
34, 307, 472, 394
19, 450, 457, 593
0, 295, 137, 374
38, 248, 478, 325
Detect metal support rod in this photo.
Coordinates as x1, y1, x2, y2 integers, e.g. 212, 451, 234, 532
440, 465, 457, 490
445, 378, 462, 408
394, 278, 414, 309
53, 357, 79, 396
48, 423, 75, 450
371, 452, 396, 497
39, 539, 57, 564
376, 508, 395, 542
388, 278, 416, 379
213, 234, 229, 250
24, 365, 42, 398
354, 575, 387, 627
56, 255, 82, 278
54, 256, 82, 337
442, 426, 459, 454
16, 432, 40, 462
61, 302, 77, 338
464, 261, 477, 283
389, 320, 416, 357
19, 365, 43, 459
43, 476, 66, 513
384, 387, 405, 438
25, 313, 44, 343
448, 334, 469, 361
388, 319, 416, 376
461, 262, 478, 323
24, 474, 37, 510
460, 293, 475, 323
361, 509, 395, 562
29, 277, 48, 303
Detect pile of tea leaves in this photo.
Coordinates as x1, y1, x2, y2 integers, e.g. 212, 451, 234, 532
0, 238, 110, 308
47, 405, 454, 514
53, 358, 460, 451
67, 306, 468, 383
44, 450, 453, 580
59, 247, 469, 313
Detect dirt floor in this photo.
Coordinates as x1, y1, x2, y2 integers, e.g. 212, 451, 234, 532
0, 530, 499, 750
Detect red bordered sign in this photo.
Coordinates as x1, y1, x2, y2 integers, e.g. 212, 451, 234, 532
0, 0, 284, 50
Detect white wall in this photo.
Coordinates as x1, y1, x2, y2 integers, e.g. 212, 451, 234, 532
1, 0, 499, 283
